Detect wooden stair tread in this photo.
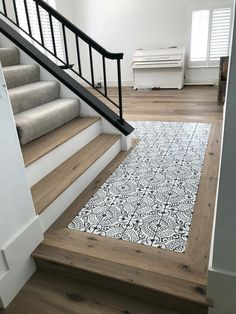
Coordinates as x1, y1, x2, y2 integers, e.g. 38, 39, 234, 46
43, 228, 206, 285
22, 117, 100, 166
33, 232, 209, 308
31, 134, 120, 214
4, 270, 179, 314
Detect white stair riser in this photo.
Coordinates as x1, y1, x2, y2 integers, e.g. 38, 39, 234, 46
26, 120, 101, 187
40, 139, 121, 232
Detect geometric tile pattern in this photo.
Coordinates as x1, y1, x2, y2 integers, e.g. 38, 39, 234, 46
68, 121, 211, 253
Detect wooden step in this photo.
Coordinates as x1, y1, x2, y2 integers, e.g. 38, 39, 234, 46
31, 134, 120, 215
3, 270, 179, 314
22, 117, 100, 166
33, 229, 209, 314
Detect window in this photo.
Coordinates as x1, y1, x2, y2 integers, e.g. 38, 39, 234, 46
190, 7, 232, 66
15, 0, 64, 62
190, 10, 210, 63
210, 8, 231, 61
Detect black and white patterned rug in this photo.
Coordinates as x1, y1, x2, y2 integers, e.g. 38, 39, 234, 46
68, 121, 211, 253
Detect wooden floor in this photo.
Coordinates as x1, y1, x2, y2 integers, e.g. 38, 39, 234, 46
3, 86, 223, 314
3, 270, 179, 314
94, 85, 222, 122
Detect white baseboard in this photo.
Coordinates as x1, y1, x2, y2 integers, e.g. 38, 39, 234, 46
0, 257, 36, 308
184, 82, 215, 86
0, 217, 43, 308
208, 268, 236, 314
107, 80, 133, 87
40, 138, 121, 232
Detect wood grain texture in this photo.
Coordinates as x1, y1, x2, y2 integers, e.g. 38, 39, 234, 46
43, 228, 205, 284
34, 241, 209, 307
3, 270, 180, 314
91, 86, 222, 122
31, 134, 120, 214
35, 253, 208, 314
22, 117, 100, 166
7, 86, 222, 314
186, 120, 222, 276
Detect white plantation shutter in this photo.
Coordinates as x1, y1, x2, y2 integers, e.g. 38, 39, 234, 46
190, 10, 210, 62
190, 7, 232, 66
210, 8, 231, 61
16, 0, 64, 62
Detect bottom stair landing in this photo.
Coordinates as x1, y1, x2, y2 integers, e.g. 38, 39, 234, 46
33, 229, 209, 314
31, 120, 222, 314
6, 119, 220, 314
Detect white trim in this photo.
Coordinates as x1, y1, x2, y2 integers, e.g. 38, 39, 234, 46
1, 216, 42, 268
188, 65, 219, 68
209, 266, 236, 278
0, 217, 43, 307
0, 258, 36, 308
184, 82, 215, 86
189, 6, 233, 67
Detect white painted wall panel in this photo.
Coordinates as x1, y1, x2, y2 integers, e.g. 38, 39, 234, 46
0, 64, 43, 308
68, 0, 233, 85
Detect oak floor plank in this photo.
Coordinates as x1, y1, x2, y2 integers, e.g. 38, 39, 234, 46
33, 86, 221, 313
6, 86, 222, 314
3, 270, 180, 314
186, 120, 222, 276
34, 246, 208, 313
90, 86, 222, 122
42, 228, 205, 285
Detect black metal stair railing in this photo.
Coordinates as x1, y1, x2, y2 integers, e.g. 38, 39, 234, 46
0, 0, 124, 122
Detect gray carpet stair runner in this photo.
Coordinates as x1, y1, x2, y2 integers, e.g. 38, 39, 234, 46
0, 47, 80, 145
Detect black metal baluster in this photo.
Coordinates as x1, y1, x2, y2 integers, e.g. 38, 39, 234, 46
23, 0, 32, 36
102, 56, 107, 97
0, 0, 125, 120
117, 59, 123, 122
12, 0, 19, 25
49, 13, 57, 57
75, 35, 82, 76
2, 0, 7, 16
89, 46, 94, 87
35, 3, 44, 46
62, 25, 69, 66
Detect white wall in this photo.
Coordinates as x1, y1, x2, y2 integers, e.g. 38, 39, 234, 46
60, 0, 233, 86
55, 0, 76, 22
207, 2, 236, 313
0, 63, 43, 308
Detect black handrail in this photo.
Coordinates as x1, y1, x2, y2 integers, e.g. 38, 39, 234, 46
33, 0, 124, 60
0, 18, 134, 136
0, 0, 124, 122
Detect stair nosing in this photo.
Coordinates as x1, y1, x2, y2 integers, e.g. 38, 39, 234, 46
33, 243, 209, 307
31, 134, 120, 214
22, 117, 100, 166
3, 64, 39, 70
8, 79, 59, 92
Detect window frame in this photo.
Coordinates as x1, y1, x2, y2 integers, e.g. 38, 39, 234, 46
16, 0, 64, 64
189, 4, 233, 68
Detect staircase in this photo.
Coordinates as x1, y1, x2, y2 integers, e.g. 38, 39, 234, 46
0, 1, 210, 313
1, 46, 80, 145
0, 44, 125, 233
